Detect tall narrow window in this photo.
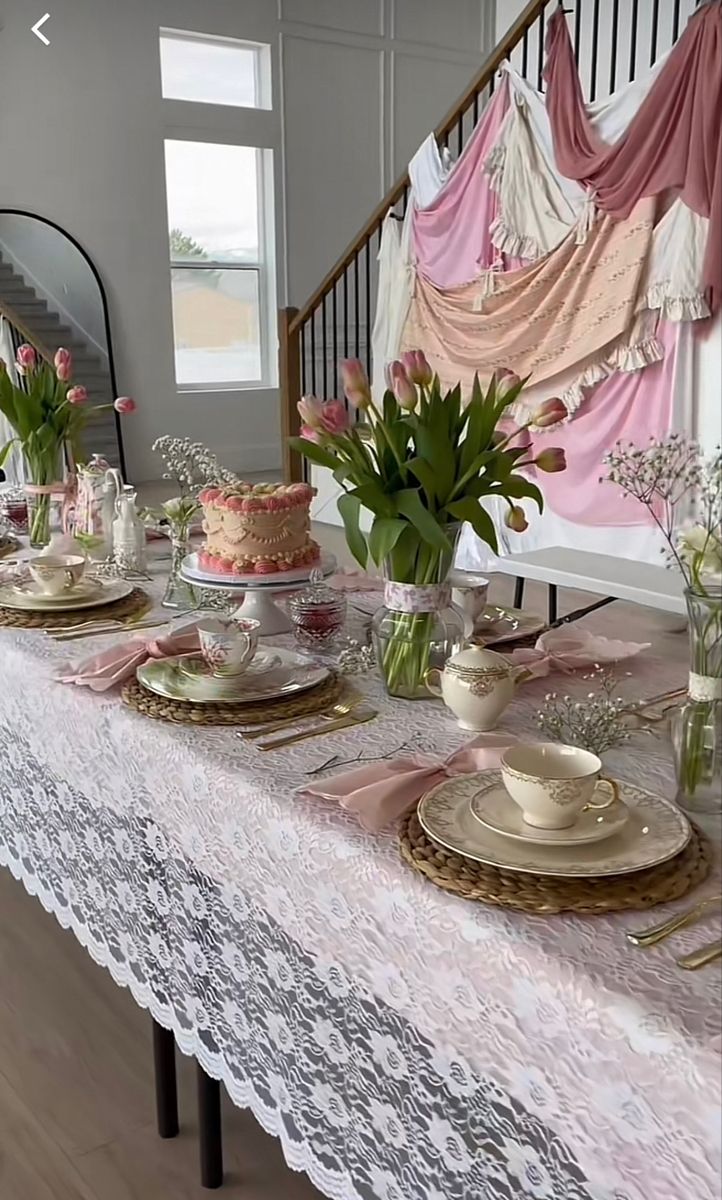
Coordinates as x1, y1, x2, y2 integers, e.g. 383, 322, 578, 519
164, 139, 272, 389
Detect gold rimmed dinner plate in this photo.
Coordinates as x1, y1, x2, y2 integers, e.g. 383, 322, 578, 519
0, 576, 133, 612
137, 647, 329, 705
418, 772, 690, 877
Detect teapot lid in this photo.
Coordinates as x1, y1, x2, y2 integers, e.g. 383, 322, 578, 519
446, 645, 511, 672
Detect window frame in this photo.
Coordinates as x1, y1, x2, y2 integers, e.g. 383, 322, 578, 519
160, 25, 278, 394
159, 28, 272, 111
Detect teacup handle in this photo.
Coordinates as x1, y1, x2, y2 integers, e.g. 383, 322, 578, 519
425, 667, 443, 698
63, 569, 75, 589
583, 776, 619, 811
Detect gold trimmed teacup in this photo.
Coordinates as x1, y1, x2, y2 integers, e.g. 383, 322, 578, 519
500, 742, 619, 830
28, 553, 86, 597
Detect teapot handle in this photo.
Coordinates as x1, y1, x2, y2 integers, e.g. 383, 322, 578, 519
104, 468, 123, 497
424, 667, 443, 698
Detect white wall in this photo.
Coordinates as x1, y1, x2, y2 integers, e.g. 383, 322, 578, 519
0, 0, 491, 481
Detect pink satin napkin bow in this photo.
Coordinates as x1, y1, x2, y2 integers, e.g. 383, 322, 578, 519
505, 627, 650, 679
300, 732, 517, 832
55, 625, 200, 692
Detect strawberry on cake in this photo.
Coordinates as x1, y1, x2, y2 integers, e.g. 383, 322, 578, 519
198, 481, 320, 576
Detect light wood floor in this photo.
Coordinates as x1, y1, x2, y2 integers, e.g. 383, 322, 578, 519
0, 527, 687, 1199
0, 862, 326, 1200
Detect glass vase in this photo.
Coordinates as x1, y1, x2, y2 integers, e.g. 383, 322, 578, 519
25, 490, 62, 549
671, 586, 722, 815
25, 450, 65, 548
161, 523, 198, 610
371, 524, 466, 700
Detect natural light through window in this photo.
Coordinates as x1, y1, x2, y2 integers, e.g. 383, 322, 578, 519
164, 140, 269, 388
159, 30, 269, 109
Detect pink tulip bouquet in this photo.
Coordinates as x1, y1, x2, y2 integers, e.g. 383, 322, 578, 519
0, 343, 136, 545
290, 353, 567, 697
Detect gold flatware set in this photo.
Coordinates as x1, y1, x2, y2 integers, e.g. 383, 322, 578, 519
626, 894, 722, 969
235, 694, 377, 751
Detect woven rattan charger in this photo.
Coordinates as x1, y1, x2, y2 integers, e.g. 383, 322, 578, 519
399, 810, 711, 915
0, 586, 150, 630
122, 671, 343, 726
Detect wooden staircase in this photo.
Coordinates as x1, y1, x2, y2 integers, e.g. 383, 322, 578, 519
278, 0, 703, 484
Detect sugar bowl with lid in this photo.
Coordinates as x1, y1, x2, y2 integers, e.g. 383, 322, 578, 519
426, 644, 527, 730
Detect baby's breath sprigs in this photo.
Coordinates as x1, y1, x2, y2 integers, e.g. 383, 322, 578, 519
152, 436, 238, 497
536, 669, 638, 757
603, 436, 722, 593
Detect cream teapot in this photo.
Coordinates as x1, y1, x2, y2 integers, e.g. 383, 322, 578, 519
426, 645, 528, 731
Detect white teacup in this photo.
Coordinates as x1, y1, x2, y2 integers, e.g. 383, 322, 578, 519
500, 742, 619, 830
28, 553, 86, 597
197, 616, 260, 677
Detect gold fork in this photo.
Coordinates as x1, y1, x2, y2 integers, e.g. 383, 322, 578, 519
677, 939, 722, 971
626, 894, 722, 947
257, 708, 377, 751
238, 697, 361, 740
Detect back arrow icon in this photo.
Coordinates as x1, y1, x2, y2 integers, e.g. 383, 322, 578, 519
31, 13, 51, 45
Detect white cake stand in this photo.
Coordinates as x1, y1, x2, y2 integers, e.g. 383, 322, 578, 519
179, 553, 336, 636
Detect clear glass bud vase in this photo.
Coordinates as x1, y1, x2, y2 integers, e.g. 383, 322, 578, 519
161, 523, 198, 610
671, 587, 722, 814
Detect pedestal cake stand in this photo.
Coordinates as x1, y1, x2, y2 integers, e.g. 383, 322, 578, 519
180, 553, 337, 635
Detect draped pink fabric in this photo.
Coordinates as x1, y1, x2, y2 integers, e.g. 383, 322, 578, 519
412, 80, 510, 287
544, 1, 722, 314
528, 319, 679, 526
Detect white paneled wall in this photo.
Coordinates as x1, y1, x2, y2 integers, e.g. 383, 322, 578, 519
0, 0, 492, 480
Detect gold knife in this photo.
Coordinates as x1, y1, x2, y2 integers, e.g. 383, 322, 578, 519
257, 710, 376, 751
677, 939, 722, 971
626, 894, 722, 947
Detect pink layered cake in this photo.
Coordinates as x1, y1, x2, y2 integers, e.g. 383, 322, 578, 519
198, 481, 320, 575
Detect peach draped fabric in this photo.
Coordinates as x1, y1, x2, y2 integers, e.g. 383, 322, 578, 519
402, 198, 656, 395
544, 1, 722, 313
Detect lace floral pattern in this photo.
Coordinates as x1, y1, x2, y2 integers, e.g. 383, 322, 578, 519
0, 580, 720, 1200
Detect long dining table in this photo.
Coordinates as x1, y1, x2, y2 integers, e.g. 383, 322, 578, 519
0, 560, 720, 1200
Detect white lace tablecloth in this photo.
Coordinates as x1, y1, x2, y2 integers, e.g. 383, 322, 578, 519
0, 564, 720, 1200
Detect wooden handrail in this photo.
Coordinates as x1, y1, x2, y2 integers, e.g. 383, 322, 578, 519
289, 0, 549, 333
0, 299, 54, 364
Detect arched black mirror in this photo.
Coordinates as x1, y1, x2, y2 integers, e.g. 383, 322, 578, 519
0, 210, 126, 476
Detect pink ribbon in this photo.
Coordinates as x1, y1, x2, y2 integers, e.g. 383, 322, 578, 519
55, 624, 201, 692
300, 732, 517, 832
505, 627, 650, 679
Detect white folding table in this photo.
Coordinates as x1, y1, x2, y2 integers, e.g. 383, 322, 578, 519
489, 546, 686, 624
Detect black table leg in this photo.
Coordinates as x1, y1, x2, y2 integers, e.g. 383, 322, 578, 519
548, 584, 558, 625
513, 577, 525, 609
152, 1019, 179, 1138
197, 1063, 224, 1188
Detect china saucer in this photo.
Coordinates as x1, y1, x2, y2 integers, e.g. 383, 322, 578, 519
178, 652, 281, 689
470, 775, 629, 846
137, 647, 329, 706
417, 771, 689, 877
11, 577, 102, 604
